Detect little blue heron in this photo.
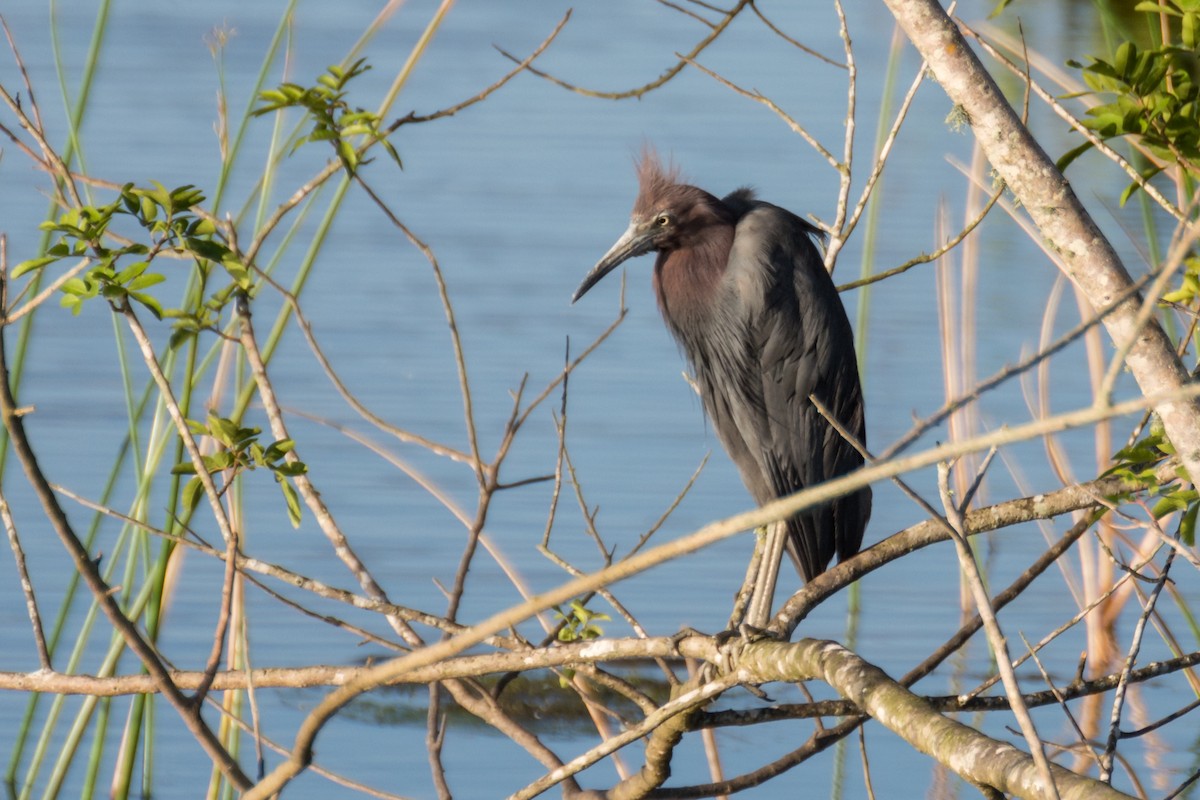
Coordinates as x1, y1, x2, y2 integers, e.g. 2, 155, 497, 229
572, 153, 871, 628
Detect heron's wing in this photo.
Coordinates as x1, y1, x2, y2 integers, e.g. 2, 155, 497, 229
724, 203, 871, 580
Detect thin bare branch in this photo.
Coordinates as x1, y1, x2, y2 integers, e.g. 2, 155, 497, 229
495, 0, 751, 100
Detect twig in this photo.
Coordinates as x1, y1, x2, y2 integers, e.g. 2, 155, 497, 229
352, 173, 484, 485
679, 55, 838, 170
117, 302, 239, 548
959, 19, 1185, 223
938, 460, 1060, 800
1020, 631, 1103, 770
248, 380, 1200, 796
827, 0, 855, 265
0, 279, 251, 789
830, 47, 929, 269
0, 33, 78, 209
1100, 547, 1176, 782
836, 183, 1001, 292
4, 256, 90, 323
192, 495, 241, 707
389, 12, 571, 130
234, 294, 422, 646
541, 339, 571, 548
902, 508, 1108, 688
513, 674, 737, 800
253, 270, 471, 464
1097, 220, 1200, 404
0, 487, 49, 670
749, 1, 844, 67
655, 0, 717, 29
880, 269, 1154, 460
427, 684, 451, 800
494, 0, 752, 100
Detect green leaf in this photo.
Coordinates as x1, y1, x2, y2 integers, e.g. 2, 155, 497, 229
279, 477, 303, 528
185, 237, 231, 262
60, 277, 94, 297
183, 476, 206, 515
263, 439, 296, 461
1056, 141, 1095, 173
114, 261, 149, 285
1181, 501, 1198, 545
128, 273, 166, 291
202, 451, 235, 472
988, 0, 1015, 16
188, 217, 217, 236
11, 255, 58, 279
1119, 165, 1165, 205
139, 195, 159, 222
273, 461, 308, 478
129, 292, 163, 320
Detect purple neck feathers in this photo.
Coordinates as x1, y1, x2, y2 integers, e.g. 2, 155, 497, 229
653, 210, 735, 327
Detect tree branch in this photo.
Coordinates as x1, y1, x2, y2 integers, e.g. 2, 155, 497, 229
882, 0, 1200, 486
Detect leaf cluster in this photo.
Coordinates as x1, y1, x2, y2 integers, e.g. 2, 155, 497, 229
553, 599, 610, 643
1062, 4, 1200, 194
254, 59, 401, 172
550, 600, 612, 688
13, 183, 253, 346
1105, 425, 1197, 544
171, 412, 307, 528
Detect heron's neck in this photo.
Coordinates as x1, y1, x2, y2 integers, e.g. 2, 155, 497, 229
653, 220, 735, 331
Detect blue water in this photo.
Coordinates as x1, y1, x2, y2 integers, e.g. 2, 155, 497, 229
0, 1, 1196, 798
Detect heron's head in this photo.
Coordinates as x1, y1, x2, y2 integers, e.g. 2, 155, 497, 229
573, 152, 727, 303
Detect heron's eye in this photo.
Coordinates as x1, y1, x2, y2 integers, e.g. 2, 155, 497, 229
655, 214, 671, 227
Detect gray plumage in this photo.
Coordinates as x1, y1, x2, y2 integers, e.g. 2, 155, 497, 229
573, 154, 870, 622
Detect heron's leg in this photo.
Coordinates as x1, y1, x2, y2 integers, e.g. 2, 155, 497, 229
727, 526, 767, 629
744, 520, 787, 629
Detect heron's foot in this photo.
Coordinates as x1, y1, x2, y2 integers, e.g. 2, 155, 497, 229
735, 621, 783, 643
669, 626, 711, 655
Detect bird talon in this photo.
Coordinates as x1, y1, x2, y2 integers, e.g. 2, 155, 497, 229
669, 626, 708, 655
736, 622, 784, 644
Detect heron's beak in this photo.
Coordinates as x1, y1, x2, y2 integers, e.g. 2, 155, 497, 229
572, 222, 656, 303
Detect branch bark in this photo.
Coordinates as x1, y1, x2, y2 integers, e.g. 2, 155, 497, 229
882, 0, 1200, 486
736, 639, 1135, 800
